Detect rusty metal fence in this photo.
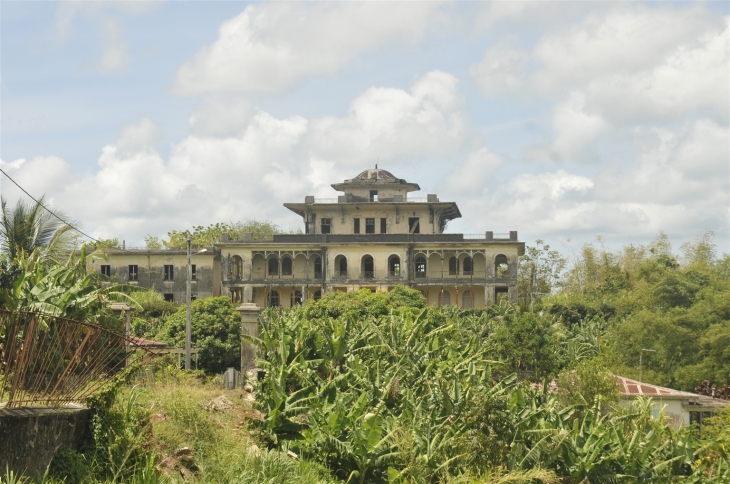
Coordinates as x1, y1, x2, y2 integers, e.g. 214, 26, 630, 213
0, 310, 153, 408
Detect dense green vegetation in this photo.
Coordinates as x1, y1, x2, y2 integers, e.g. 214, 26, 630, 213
2, 210, 729, 483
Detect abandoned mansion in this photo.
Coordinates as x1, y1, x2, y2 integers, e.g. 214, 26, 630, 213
92, 169, 524, 308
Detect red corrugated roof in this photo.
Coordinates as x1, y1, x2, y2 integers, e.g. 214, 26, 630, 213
614, 375, 698, 398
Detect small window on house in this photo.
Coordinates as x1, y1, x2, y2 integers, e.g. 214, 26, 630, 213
191, 294, 197, 301
365, 218, 375, 234
380, 218, 386, 234
448, 257, 459, 275
313, 256, 322, 277
268, 290, 280, 307
191, 264, 197, 281
321, 218, 331, 234
101, 265, 111, 277
337, 256, 348, 277
292, 290, 303, 306
408, 217, 420, 234
439, 290, 451, 306
495, 254, 509, 278
268, 258, 279, 276
415, 257, 426, 278
281, 257, 292, 275
354, 218, 360, 234
163, 265, 174, 281
164, 293, 174, 302
369, 190, 378, 202
128, 265, 138, 282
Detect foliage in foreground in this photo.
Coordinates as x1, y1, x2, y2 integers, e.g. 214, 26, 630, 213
250, 287, 729, 483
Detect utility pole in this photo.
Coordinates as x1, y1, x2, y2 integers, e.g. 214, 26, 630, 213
639, 348, 656, 382
186, 237, 192, 370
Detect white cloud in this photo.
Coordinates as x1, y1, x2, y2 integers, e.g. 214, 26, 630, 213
115, 117, 162, 155
550, 92, 608, 160
469, 43, 528, 97
0, 156, 72, 206
444, 148, 503, 196
172, 2, 442, 95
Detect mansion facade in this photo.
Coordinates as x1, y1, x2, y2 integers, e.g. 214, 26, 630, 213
94, 169, 524, 309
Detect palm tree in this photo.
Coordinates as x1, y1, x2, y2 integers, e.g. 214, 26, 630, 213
0, 196, 77, 263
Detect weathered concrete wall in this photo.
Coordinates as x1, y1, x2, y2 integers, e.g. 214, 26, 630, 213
0, 406, 91, 480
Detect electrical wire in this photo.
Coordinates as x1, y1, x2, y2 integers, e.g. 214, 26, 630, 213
1, 166, 105, 245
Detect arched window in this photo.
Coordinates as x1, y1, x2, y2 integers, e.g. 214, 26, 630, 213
268, 258, 279, 276
230, 255, 243, 280
313, 290, 322, 300
448, 257, 459, 275
335, 255, 348, 278
439, 290, 451, 306
268, 290, 280, 307
313, 256, 322, 278
291, 290, 302, 306
463, 257, 473, 276
415, 256, 426, 278
462, 290, 474, 309
388, 255, 401, 277
363, 256, 374, 279
281, 257, 292, 276
495, 254, 509, 278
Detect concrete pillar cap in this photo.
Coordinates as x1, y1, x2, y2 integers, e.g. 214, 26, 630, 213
235, 303, 262, 313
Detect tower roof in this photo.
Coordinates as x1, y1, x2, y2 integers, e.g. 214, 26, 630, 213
332, 168, 420, 192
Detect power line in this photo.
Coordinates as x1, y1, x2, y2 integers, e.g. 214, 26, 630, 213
0, 167, 105, 245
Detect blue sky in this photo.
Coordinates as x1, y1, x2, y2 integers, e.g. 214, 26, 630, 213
1, 1, 728, 255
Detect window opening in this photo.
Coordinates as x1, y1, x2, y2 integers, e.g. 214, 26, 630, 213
365, 218, 375, 234
338, 256, 348, 277
268, 290, 280, 307
448, 257, 459, 275
363, 256, 375, 279
268, 258, 279, 276
462, 290, 474, 309
369, 190, 378, 202
191, 264, 197, 281
463, 257, 473, 276
495, 254, 509, 278
439, 289, 451, 306
128, 265, 138, 282
408, 217, 420, 234
389, 256, 401, 276
164, 265, 174, 281
231, 255, 243, 280
321, 218, 331, 234
164, 293, 174, 302
313, 290, 322, 300
313, 256, 322, 278
292, 290, 303, 306
495, 287, 509, 303
354, 218, 360, 234
191, 294, 197, 301
380, 218, 386, 233
281, 257, 293, 275
415, 257, 426, 278
101, 265, 111, 277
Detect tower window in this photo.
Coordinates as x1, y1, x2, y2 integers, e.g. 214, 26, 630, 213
321, 218, 331, 234
369, 190, 378, 202
408, 217, 420, 234
354, 218, 360, 234
380, 218, 386, 233
365, 218, 375, 234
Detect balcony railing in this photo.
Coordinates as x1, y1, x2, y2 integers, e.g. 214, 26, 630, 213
364, 271, 375, 279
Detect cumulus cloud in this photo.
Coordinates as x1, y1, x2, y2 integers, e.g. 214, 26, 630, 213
469, 43, 528, 97
173, 2, 442, 95
549, 92, 608, 161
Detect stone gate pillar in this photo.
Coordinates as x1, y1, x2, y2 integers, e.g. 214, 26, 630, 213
237, 302, 262, 373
